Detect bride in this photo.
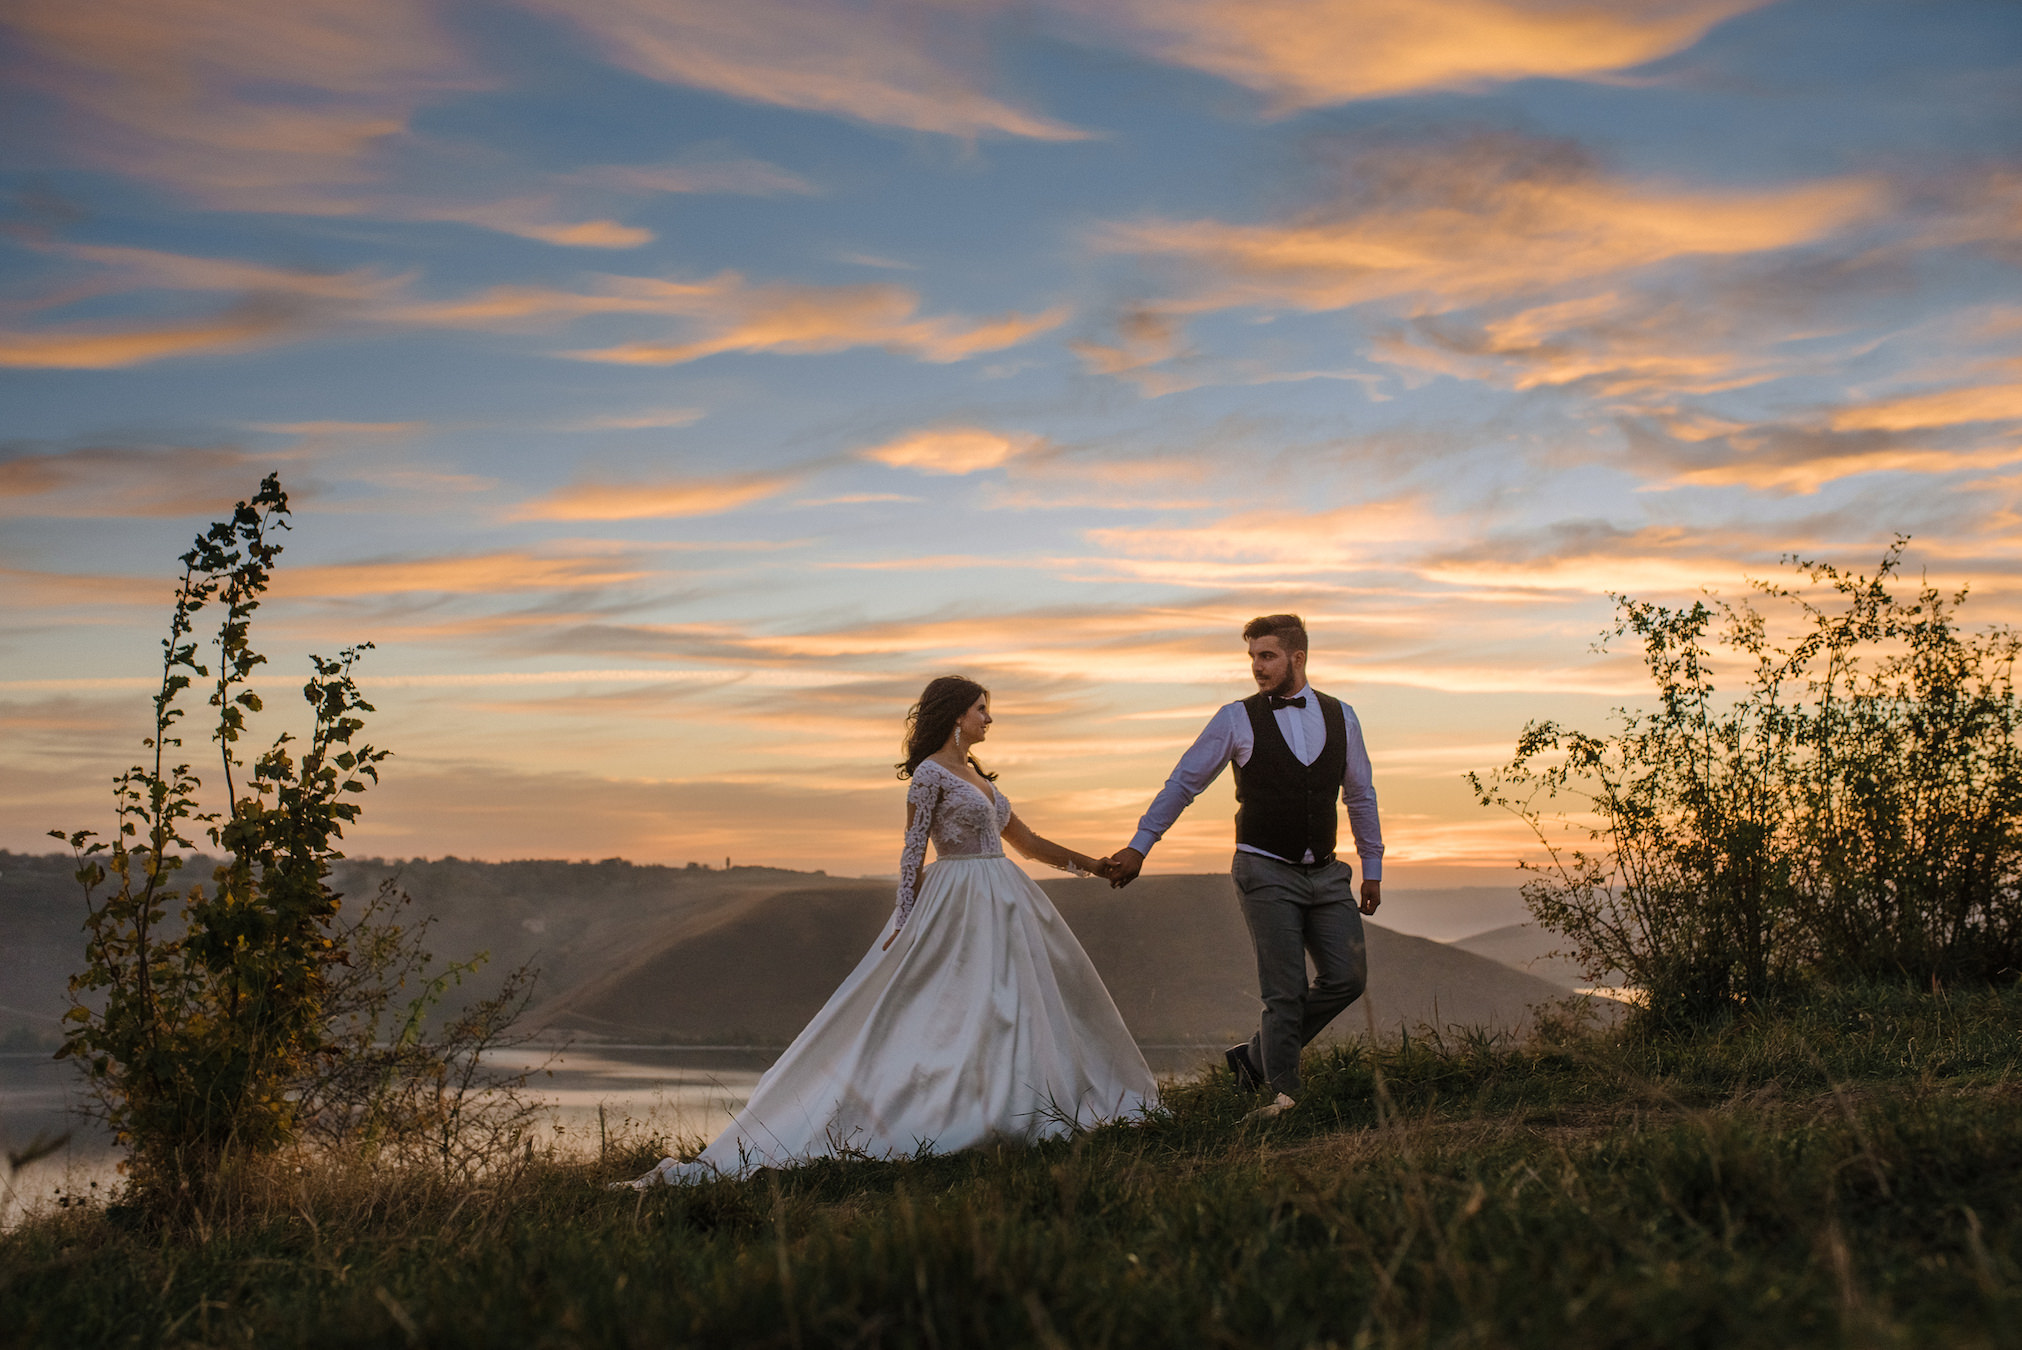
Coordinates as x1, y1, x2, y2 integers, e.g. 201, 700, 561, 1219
623, 676, 1157, 1186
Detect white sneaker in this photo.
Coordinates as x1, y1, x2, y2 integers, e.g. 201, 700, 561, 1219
1243, 1092, 1296, 1122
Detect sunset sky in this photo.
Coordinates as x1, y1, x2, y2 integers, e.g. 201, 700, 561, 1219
5, 1, 2021, 920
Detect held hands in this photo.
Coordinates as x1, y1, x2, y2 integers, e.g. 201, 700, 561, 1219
1105, 847, 1144, 890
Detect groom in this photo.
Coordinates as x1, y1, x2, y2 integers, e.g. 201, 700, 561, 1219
1106, 614, 1383, 1115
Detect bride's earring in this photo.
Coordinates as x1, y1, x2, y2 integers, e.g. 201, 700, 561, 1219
955, 726, 963, 752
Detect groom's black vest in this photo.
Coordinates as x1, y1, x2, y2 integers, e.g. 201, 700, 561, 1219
1232, 691, 1347, 864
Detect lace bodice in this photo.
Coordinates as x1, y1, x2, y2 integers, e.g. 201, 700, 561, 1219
893, 757, 1011, 929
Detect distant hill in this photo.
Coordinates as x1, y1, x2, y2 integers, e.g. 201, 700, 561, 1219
2, 854, 1582, 1050
0, 853, 87, 1048
537, 873, 1574, 1046
0, 852, 814, 1046
1450, 922, 1625, 990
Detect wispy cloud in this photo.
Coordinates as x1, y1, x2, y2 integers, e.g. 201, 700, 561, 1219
508, 471, 802, 522
250, 420, 426, 436
1623, 381, 2022, 495
1080, 130, 1887, 402
0, 444, 284, 516
561, 283, 1069, 366
1096, 135, 1881, 319
520, 0, 1086, 141
1073, 0, 1764, 108
0, 300, 314, 369
402, 198, 656, 248
3, 0, 478, 213
0, 244, 408, 368
9, 244, 1068, 371
836, 252, 919, 271
861, 427, 1038, 474
556, 408, 708, 432
1085, 496, 1448, 580
1829, 372, 2022, 433
791, 492, 923, 507
270, 551, 653, 597
577, 156, 817, 198
0, 567, 172, 609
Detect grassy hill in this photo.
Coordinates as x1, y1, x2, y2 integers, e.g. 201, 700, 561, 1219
4, 982, 2015, 1348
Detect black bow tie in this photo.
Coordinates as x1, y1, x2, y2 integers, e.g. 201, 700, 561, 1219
1268, 695, 1307, 710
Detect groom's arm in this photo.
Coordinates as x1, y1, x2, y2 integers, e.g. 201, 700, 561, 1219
1340, 707, 1384, 913
1110, 707, 1241, 887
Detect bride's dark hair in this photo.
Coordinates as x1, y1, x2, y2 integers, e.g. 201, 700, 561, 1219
897, 675, 997, 781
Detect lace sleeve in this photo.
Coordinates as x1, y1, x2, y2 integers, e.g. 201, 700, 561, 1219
893, 773, 940, 932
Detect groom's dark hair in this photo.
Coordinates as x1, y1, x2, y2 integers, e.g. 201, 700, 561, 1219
1243, 613, 1308, 653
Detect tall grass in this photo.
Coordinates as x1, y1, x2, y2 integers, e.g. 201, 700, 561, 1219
6, 984, 2018, 1348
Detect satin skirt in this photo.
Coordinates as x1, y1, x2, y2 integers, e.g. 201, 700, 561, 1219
639, 854, 1157, 1183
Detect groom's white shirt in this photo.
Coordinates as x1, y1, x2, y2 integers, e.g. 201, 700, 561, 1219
1127, 681, 1384, 878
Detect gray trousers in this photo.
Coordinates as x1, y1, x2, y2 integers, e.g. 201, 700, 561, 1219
1233, 851, 1368, 1097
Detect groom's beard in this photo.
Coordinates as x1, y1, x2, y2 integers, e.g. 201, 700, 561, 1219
1265, 671, 1300, 698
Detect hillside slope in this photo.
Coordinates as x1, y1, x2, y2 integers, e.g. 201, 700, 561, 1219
3, 855, 1575, 1048
1451, 922, 1625, 990
536, 873, 1571, 1045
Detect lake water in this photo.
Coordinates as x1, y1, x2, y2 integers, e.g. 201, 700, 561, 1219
2, 1042, 1221, 1224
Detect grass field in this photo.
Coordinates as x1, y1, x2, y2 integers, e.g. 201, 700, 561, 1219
4, 985, 2019, 1348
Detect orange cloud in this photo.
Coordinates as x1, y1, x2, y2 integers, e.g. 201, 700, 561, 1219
1082, 133, 1885, 396
1616, 354, 2022, 493
565, 284, 1069, 366
578, 158, 818, 198
1066, 307, 1207, 394
58, 244, 412, 299
557, 409, 708, 431
1088, 498, 1447, 576
1413, 521, 1773, 597
4, 4, 816, 247
393, 155, 819, 246
520, 0, 1084, 141
1083, 0, 1763, 107
1829, 378, 2022, 432
1694, 450, 2022, 492
862, 428, 1037, 474
269, 551, 652, 598
405, 198, 655, 248
0, 299, 309, 369
1100, 159, 1880, 318
1644, 426, 2022, 493
250, 420, 426, 436
1368, 288, 1799, 407
387, 274, 730, 328
3, 0, 477, 213
508, 473, 800, 522
386, 271, 1066, 368
0, 245, 410, 368
0, 567, 170, 609
0, 444, 283, 516
19, 245, 1064, 371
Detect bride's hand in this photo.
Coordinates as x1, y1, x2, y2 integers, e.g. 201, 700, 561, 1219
1088, 855, 1119, 879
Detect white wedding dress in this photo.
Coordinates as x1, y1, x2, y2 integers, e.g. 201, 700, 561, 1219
627, 758, 1157, 1186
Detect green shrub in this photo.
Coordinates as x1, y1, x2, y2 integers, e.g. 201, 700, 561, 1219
52, 476, 388, 1203
1474, 542, 2022, 1021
